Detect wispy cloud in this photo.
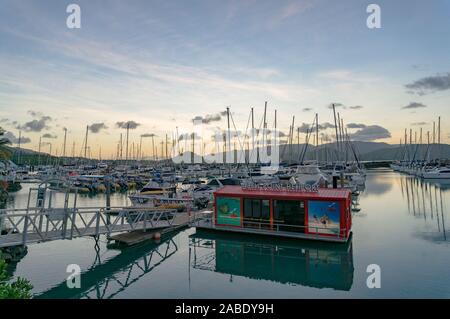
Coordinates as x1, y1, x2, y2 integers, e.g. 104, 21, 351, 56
405, 73, 450, 95
349, 125, 391, 142
402, 102, 427, 110
42, 133, 57, 139
116, 121, 141, 129
4, 131, 31, 144
347, 123, 367, 129
89, 123, 108, 133
273, 0, 316, 23
411, 121, 427, 126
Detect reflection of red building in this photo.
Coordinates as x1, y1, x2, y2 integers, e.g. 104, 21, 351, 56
190, 231, 354, 291
198, 185, 352, 243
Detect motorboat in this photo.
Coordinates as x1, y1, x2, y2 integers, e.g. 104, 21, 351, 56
421, 167, 450, 179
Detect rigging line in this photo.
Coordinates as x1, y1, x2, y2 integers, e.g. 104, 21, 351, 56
235, 109, 252, 166
230, 110, 254, 182
245, 108, 265, 166
299, 115, 317, 164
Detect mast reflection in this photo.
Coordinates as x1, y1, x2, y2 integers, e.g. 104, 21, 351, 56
400, 176, 448, 242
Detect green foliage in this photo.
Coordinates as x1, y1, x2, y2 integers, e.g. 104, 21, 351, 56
0, 252, 33, 299
0, 127, 12, 161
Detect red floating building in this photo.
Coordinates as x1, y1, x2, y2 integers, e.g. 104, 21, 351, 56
196, 185, 352, 243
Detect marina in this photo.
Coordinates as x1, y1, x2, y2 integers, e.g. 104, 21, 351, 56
0, 170, 449, 298
0, 0, 449, 304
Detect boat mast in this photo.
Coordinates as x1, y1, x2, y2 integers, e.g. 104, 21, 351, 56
165, 133, 168, 160
438, 116, 441, 162
290, 115, 295, 164
139, 135, 143, 161
125, 122, 130, 163
337, 112, 342, 162
251, 107, 255, 165
17, 130, 21, 165
332, 104, 339, 163
227, 107, 231, 175
62, 127, 67, 159
151, 134, 155, 161
315, 113, 319, 164
84, 125, 89, 160
263, 101, 267, 152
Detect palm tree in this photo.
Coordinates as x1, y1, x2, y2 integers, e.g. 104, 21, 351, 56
0, 127, 12, 161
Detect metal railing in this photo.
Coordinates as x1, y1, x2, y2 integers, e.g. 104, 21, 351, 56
0, 206, 177, 248
192, 212, 348, 239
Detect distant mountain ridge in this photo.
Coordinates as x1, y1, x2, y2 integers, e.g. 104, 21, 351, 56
6, 141, 450, 163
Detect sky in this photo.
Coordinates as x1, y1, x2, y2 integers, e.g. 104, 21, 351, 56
0, 0, 449, 159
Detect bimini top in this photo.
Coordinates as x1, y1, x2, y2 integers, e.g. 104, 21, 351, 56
214, 185, 351, 201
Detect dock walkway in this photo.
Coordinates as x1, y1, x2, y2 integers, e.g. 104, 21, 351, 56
0, 206, 185, 248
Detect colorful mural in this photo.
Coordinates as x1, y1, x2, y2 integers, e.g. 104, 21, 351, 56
308, 201, 341, 235
216, 197, 241, 226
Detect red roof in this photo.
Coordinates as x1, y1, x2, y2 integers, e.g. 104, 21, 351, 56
214, 185, 351, 200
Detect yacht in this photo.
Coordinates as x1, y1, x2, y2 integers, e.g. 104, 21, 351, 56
421, 167, 450, 179
289, 164, 329, 186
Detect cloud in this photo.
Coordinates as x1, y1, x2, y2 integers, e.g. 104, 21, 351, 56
4, 131, 31, 144
179, 132, 201, 141
276, 0, 316, 21
27, 110, 42, 118
411, 122, 427, 126
318, 122, 335, 130
402, 102, 427, 109
42, 133, 57, 139
405, 73, 450, 95
297, 123, 311, 133
21, 115, 52, 132
349, 125, 391, 141
89, 122, 108, 133
297, 122, 335, 133
141, 133, 157, 138
327, 103, 346, 109
192, 112, 226, 124
116, 121, 141, 129
349, 105, 364, 110
346, 123, 367, 129
302, 108, 313, 112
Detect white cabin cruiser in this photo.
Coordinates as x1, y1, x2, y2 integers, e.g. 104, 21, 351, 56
421, 167, 450, 179
289, 165, 329, 186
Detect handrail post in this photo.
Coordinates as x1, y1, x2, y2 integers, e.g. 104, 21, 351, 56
70, 208, 76, 239
95, 209, 100, 236
143, 211, 147, 232
22, 208, 30, 246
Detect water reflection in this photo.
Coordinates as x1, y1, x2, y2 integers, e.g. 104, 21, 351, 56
400, 176, 448, 242
363, 169, 393, 196
36, 233, 179, 299
189, 230, 354, 291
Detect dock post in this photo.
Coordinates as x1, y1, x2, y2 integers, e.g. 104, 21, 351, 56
105, 175, 111, 239
22, 187, 33, 246
95, 209, 100, 236
22, 209, 29, 246
143, 211, 147, 232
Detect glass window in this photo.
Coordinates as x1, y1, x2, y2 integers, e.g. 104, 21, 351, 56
243, 198, 271, 229
252, 200, 261, 218
274, 200, 305, 233
244, 199, 252, 218
262, 200, 270, 219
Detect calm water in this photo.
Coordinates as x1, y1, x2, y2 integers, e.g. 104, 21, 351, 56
3, 169, 450, 298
